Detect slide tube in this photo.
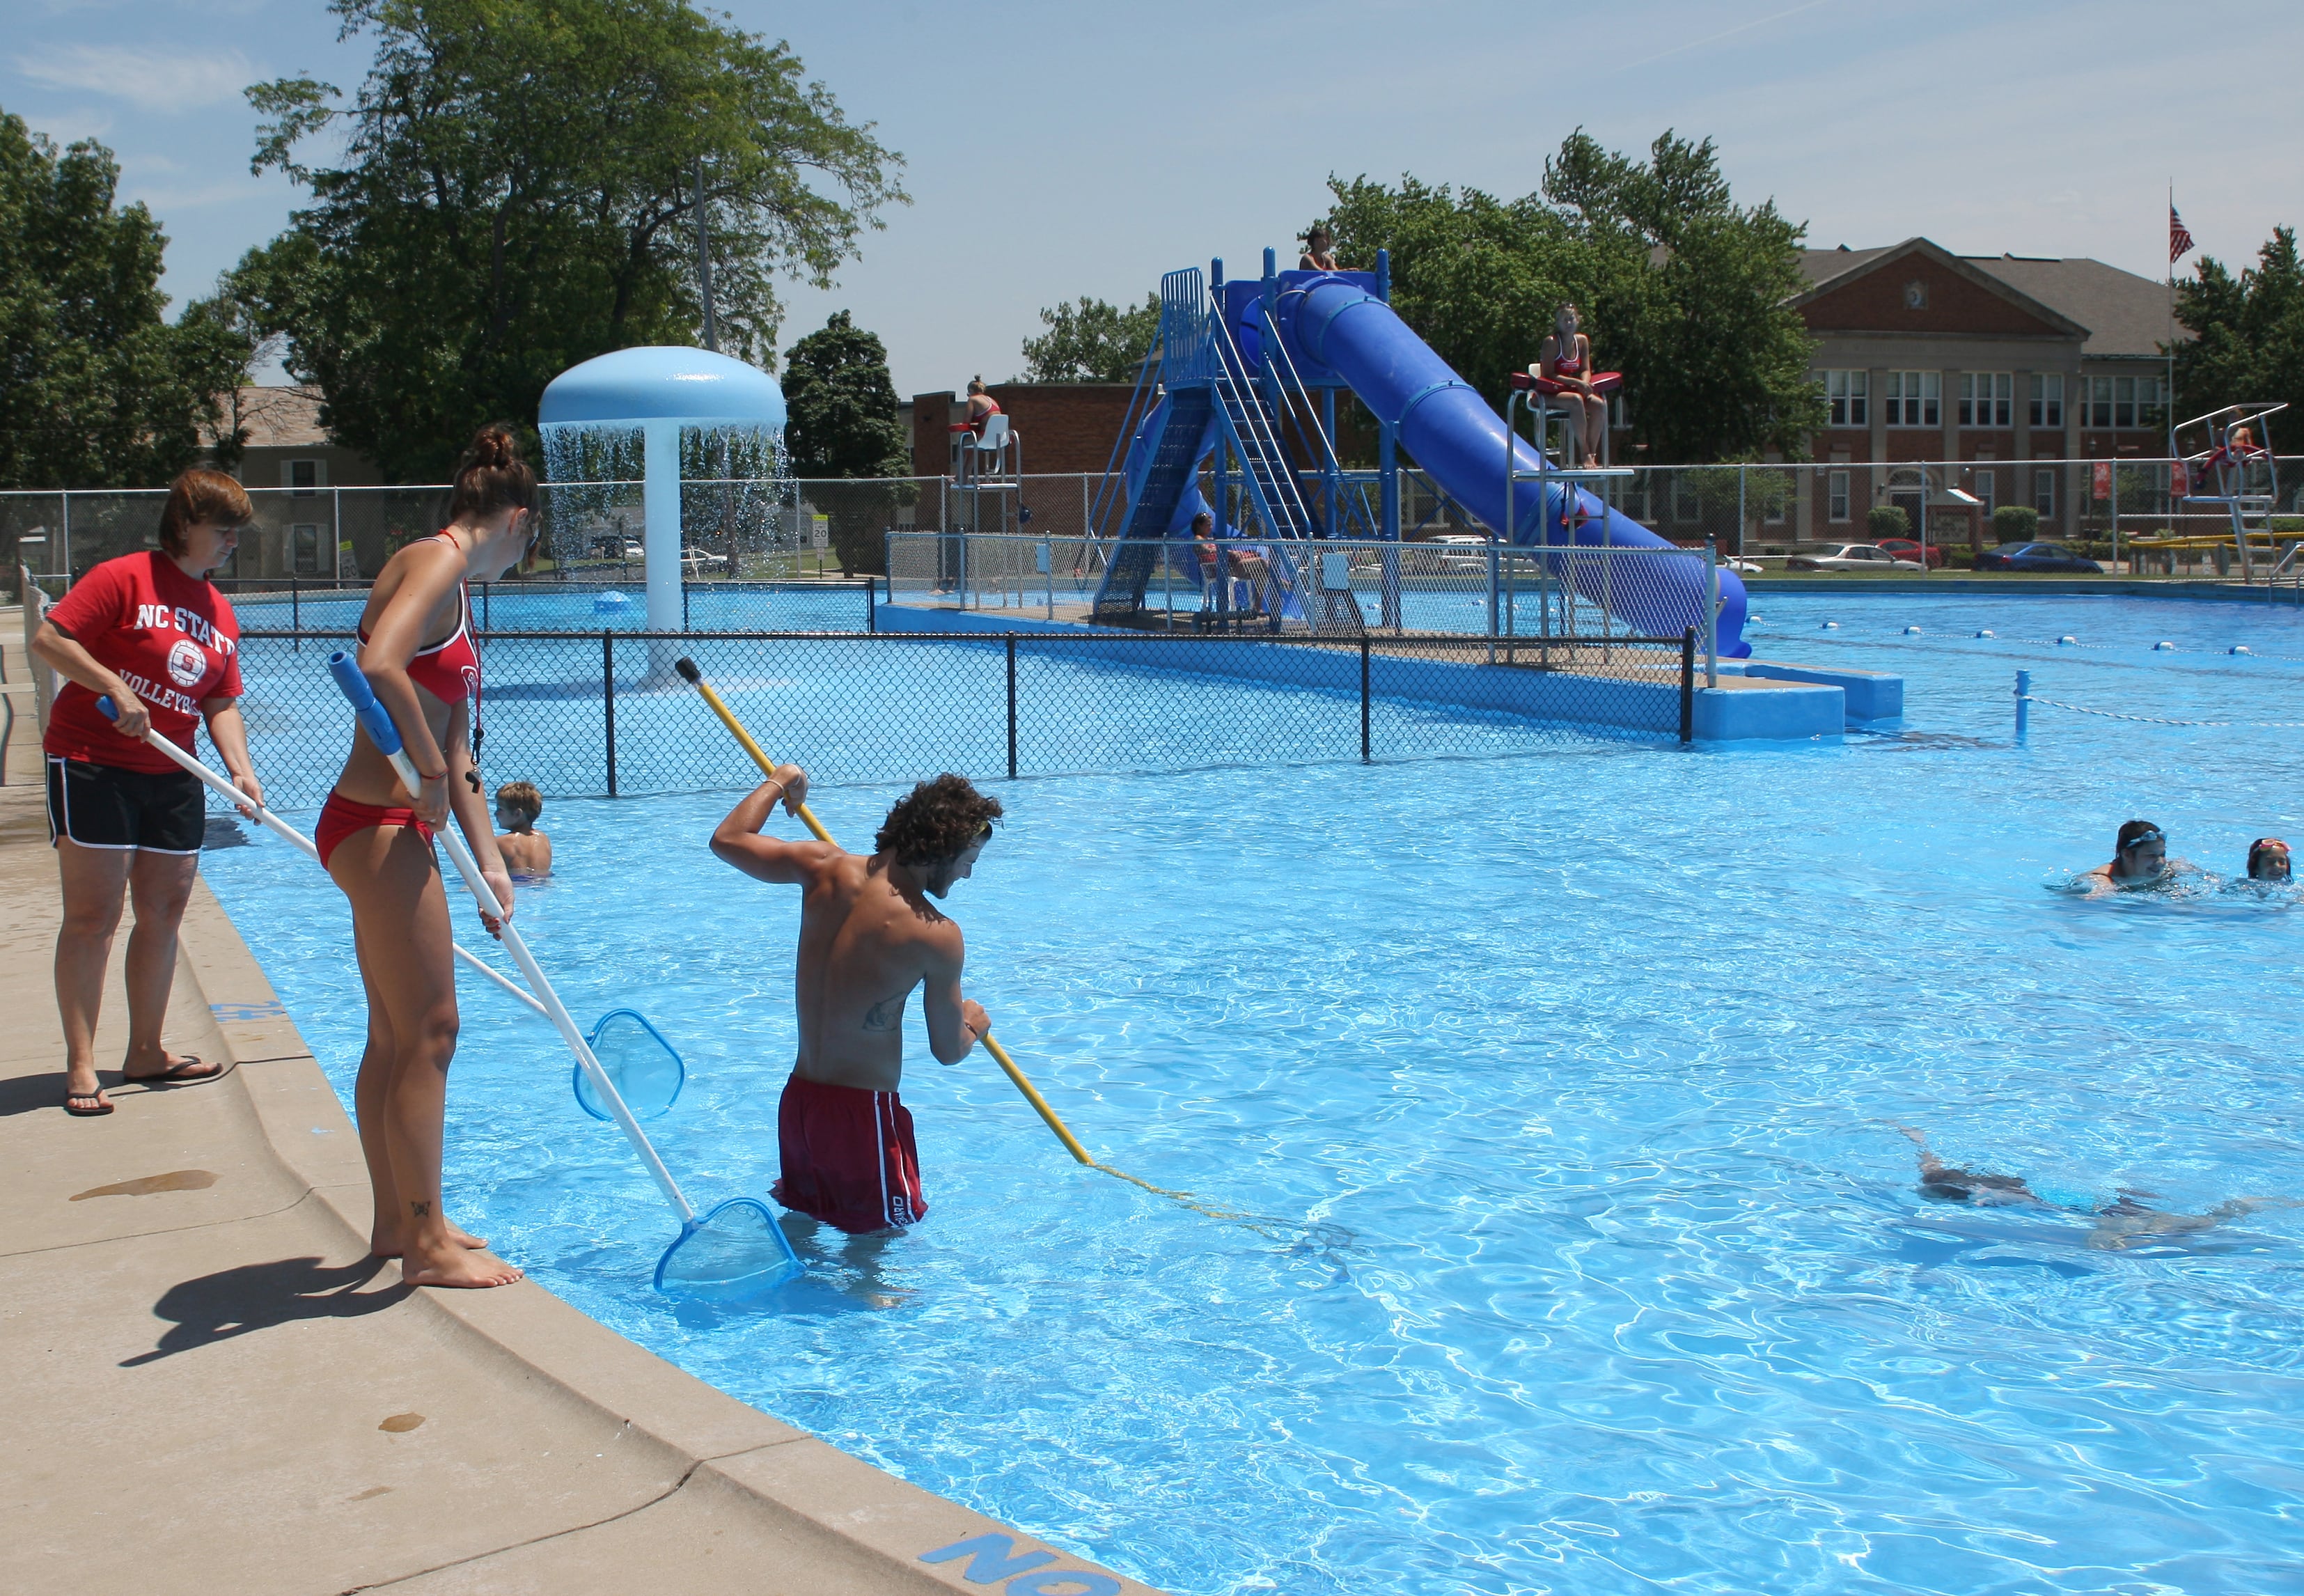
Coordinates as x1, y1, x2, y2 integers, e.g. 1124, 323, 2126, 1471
1274, 279, 1750, 657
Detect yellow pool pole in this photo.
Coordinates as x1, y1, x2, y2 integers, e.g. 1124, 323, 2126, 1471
675, 655, 1092, 1166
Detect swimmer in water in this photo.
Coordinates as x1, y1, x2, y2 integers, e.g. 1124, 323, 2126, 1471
2076, 819, 2178, 894
2247, 837, 2291, 882
492, 780, 551, 878
1899, 1129, 2286, 1250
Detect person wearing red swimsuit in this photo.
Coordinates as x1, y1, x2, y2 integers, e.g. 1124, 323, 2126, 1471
950, 377, 1002, 439
1535, 303, 1616, 469
327, 425, 537, 1290
32, 469, 266, 1117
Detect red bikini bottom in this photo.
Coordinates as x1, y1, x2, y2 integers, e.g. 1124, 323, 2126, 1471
315, 790, 434, 869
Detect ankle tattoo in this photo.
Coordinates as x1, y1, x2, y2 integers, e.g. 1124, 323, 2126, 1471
410, 1199, 432, 1219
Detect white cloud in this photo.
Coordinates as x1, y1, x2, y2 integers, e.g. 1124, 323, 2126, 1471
17, 43, 252, 111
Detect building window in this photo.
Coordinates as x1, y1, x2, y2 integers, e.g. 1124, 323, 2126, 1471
2028, 374, 2064, 429
2081, 377, 2161, 430
1820, 370, 1868, 428
1959, 373, 2012, 428
2032, 469, 2056, 518
1827, 471, 1851, 523
1973, 468, 1996, 517
292, 523, 322, 574
1670, 474, 1700, 523
283, 458, 324, 498
1884, 370, 1939, 428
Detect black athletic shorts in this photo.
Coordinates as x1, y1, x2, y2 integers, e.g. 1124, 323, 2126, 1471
45, 756, 206, 854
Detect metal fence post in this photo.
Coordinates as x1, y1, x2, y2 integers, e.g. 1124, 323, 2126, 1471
1680, 627, 1695, 745
1704, 540, 1719, 688
1360, 634, 1372, 763
290, 577, 300, 651
866, 577, 877, 633
1005, 633, 1018, 779
603, 629, 618, 796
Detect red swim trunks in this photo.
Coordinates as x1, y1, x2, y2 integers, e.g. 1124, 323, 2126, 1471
315, 790, 434, 869
771, 1072, 927, 1234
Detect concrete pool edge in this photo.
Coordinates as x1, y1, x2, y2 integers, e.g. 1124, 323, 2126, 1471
875, 601, 1855, 742
172, 861, 1168, 1595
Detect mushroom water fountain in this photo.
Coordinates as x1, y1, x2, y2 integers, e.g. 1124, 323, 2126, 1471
538, 345, 787, 675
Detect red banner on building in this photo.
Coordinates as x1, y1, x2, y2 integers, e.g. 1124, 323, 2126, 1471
2092, 461, 2112, 501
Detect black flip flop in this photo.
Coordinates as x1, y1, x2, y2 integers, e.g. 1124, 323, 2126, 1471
64, 1088, 114, 1117
122, 1056, 224, 1087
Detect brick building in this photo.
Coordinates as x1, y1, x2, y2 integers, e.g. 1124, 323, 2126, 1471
1789, 238, 2179, 540
907, 383, 1140, 480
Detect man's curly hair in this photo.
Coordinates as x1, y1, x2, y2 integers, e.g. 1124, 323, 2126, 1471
875, 774, 1003, 866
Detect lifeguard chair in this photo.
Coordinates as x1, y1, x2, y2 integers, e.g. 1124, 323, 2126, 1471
1509, 368, 1626, 471
2172, 401, 2287, 582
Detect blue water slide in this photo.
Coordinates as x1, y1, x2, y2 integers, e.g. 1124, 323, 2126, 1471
1271, 276, 1750, 658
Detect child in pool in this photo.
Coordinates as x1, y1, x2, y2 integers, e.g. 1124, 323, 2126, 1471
492, 781, 552, 877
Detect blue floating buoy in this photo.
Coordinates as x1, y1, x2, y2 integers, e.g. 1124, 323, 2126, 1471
2057, 634, 2078, 646
1975, 629, 1995, 639
1821, 620, 1839, 629
2231, 644, 2252, 656
2153, 640, 2174, 652
1903, 625, 1922, 635
593, 589, 630, 613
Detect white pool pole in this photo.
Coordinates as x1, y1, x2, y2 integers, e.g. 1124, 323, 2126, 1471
643, 416, 682, 678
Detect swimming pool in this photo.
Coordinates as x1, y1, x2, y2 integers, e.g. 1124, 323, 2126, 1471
201, 590, 2304, 1595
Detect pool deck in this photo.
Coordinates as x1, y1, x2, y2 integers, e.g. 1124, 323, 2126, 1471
0, 781, 1159, 1595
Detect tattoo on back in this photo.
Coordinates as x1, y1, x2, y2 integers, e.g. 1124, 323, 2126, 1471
862, 992, 906, 1032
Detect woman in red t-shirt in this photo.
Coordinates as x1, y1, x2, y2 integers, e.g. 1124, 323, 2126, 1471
32, 469, 265, 1117
327, 426, 535, 1290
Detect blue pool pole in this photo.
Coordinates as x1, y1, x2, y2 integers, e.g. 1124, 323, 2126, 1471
2014, 670, 2030, 742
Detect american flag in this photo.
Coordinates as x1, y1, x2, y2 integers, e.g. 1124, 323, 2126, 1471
2170, 205, 2195, 265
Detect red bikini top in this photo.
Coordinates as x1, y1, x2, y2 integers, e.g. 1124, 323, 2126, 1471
359, 533, 480, 712
1552, 337, 1586, 377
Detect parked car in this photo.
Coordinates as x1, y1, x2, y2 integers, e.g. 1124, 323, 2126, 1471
1785, 543, 1925, 573
1721, 558, 1763, 574
1874, 538, 1948, 569
1973, 541, 2105, 574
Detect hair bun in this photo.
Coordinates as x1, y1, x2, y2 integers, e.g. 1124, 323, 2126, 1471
468, 425, 517, 470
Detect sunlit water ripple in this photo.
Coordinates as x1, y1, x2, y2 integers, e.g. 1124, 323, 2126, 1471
203, 590, 2304, 1595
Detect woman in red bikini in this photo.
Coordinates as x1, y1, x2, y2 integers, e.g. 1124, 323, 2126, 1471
322, 425, 536, 1289
1535, 303, 1615, 469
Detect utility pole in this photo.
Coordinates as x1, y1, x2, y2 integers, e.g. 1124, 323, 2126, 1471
695, 158, 718, 352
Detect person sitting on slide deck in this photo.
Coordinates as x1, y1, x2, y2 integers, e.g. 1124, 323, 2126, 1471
1299, 224, 1339, 272
1535, 302, 1612, 469
1191, 511, 1280, 619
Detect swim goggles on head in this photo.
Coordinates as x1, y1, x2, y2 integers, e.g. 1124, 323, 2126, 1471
2122, 828, 2165, 850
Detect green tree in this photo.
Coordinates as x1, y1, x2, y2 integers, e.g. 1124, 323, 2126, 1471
1320, 131, 1822, 464
2173, 228, 2304, 435
1017, 292, 1160, 383
783, 310, 910, 574
0, 111, 251, 490
226, 0, 904, 483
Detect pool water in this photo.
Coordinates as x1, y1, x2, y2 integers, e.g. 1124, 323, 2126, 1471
201, 592, 2304, 1595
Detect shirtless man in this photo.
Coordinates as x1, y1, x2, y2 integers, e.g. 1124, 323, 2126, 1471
492, 781, 552, 877
710, 769, 1002, 1234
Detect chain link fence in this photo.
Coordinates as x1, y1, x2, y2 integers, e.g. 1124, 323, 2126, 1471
886, 531, 1719, 644
220, 627, 1696, 811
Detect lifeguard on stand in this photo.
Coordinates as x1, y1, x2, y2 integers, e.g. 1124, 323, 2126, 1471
1522, 303, 1623, 470
948, 377, 1021, 486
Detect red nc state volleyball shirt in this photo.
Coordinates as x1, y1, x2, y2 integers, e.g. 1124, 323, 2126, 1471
42, 552, 244, 774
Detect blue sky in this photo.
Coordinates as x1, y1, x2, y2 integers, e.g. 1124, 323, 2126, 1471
9, 0, 2301, 398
